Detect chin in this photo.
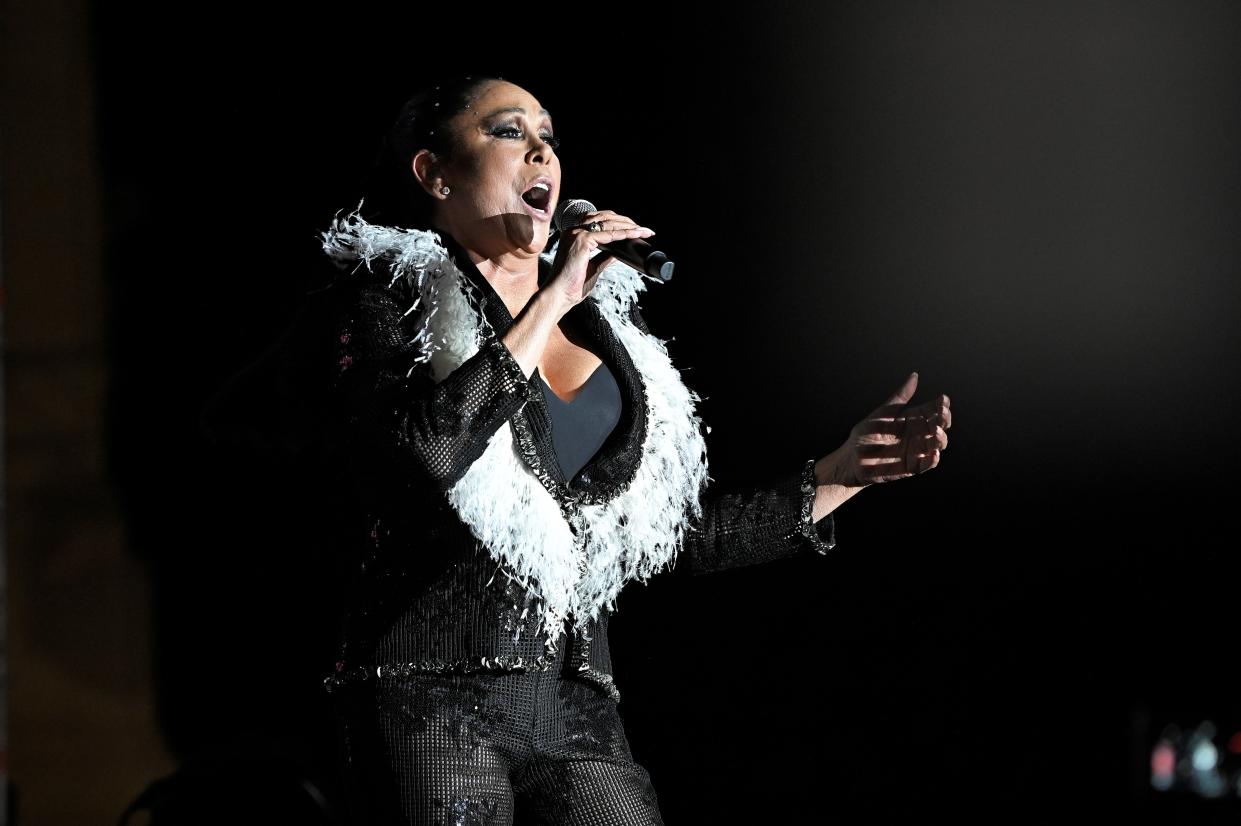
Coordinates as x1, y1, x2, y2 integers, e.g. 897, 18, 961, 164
498, 211, 549, 255
529, 228, 552, 253
513, 223, 551, 255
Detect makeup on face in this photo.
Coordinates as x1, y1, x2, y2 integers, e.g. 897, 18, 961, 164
437, 82, 563, 252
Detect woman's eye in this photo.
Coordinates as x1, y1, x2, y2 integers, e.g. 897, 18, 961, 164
489, 125, 559, 150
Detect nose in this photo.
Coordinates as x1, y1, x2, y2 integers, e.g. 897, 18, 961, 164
526, 135, 554, 165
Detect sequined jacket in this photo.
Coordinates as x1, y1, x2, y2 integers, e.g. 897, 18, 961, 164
321, 236, 837, 702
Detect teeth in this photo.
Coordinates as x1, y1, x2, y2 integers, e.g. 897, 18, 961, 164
523, 181, 551, 214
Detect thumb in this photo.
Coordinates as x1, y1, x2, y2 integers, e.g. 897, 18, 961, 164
869, 372, 918, 417
886, 371, 918, 405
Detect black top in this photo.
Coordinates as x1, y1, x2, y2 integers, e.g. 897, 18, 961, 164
534, 363, 623, 482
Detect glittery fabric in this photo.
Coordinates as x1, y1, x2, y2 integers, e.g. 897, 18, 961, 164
332, 284, 541, 493
323, 246, 836, 700
332, 638, 663, 825
672, 457, 837, 574
322, 237, 836, 820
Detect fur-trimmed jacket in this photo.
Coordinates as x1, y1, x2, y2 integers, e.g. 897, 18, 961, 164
319, 212, 836, 701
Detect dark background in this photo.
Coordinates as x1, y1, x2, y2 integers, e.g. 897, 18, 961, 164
87, 0, 1241, 821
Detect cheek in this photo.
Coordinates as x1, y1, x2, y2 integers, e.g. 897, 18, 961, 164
476, 163, 518, 206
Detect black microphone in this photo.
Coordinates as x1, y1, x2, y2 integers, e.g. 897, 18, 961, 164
552, 199, 674, 282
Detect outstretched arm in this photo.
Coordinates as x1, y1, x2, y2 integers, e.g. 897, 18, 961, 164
674, 459, 842, 576
673, 374, 952, 576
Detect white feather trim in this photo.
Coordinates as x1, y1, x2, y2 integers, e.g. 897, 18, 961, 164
322, 208, 709, 638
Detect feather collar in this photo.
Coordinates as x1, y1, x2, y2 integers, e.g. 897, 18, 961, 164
322, 208, 709, 638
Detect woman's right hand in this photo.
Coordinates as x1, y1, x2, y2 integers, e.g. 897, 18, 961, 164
545, 209, 655, 313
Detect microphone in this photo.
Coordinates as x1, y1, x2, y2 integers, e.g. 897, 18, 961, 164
553, 198, 674, 282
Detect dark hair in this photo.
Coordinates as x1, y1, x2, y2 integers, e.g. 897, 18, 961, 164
360, 75, 503, 229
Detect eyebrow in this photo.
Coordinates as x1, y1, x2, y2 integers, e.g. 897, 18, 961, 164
481, 106, 552, 120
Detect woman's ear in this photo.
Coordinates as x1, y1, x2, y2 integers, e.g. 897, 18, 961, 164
412, 149, 448, 200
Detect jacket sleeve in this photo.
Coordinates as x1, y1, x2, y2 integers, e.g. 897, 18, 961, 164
674, 460, 837, 576
330, 282, 541, 491
623, 304, 838, 576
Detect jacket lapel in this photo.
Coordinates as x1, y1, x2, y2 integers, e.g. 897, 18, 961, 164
444, 240, 647, 504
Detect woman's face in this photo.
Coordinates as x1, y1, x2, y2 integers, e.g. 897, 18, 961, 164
432, 80, 561, 259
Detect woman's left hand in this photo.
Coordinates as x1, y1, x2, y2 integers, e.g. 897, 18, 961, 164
817, 372, 952, 488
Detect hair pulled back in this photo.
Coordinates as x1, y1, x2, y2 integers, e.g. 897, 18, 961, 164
361, 75, 502, 229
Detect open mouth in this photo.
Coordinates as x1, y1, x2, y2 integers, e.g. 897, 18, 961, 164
521, 181, 552, 213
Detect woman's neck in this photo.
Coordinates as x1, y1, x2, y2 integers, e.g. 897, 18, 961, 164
469, 250, 539, 290
439, 230, 543, 320
473, 254, 541, 320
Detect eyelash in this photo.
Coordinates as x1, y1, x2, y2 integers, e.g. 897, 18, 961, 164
490, 125, 561, 150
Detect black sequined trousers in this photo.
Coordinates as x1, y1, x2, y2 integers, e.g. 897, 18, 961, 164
331, 642, 662, 826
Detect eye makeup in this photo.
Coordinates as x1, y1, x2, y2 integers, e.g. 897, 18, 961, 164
484, 121, 560, 150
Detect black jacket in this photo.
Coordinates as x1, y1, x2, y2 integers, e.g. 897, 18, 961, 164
321, 237, 836, 701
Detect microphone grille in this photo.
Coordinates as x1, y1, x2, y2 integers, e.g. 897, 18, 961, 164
553, 198, 597, 232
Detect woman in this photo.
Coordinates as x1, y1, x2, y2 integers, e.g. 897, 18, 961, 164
321, 76, 951, 825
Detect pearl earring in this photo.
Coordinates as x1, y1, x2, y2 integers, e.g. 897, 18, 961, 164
439, 185, 451, 196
